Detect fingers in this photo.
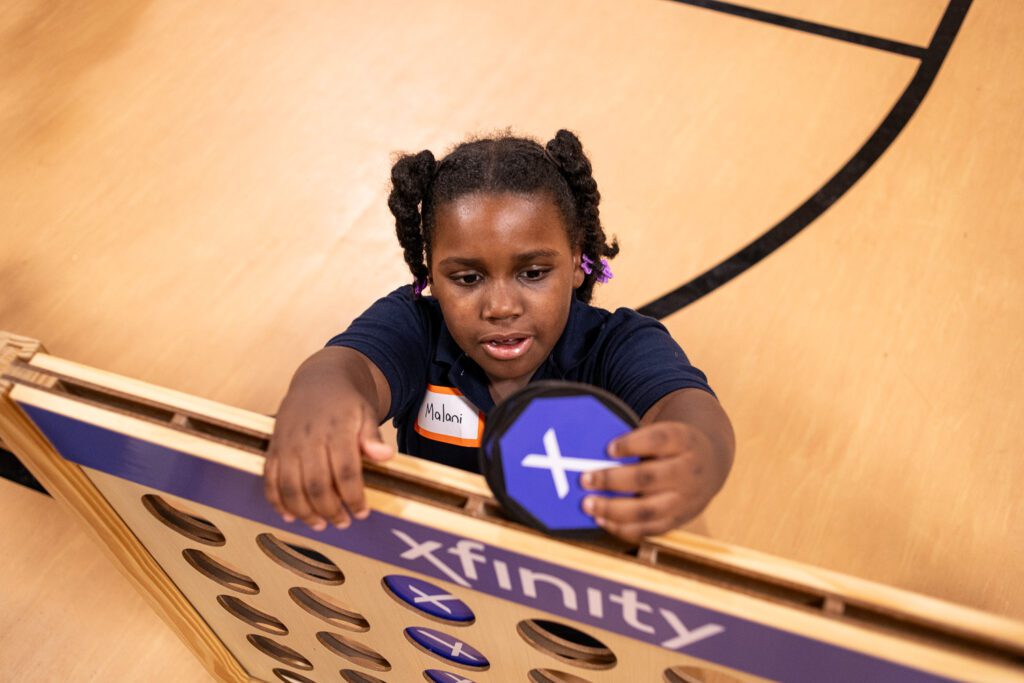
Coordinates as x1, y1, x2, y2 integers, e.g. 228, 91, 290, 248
275, 440, 322, 529
264, 407, 380, 531
266, 434, 318, 527
300, 439, 344, 530
326, 422, 366, 527
587, 422, 714, 496
579, 423, 715, 542
359, 419, 394, 463
324, 406, 391, 527
265, 418, 319, 527
608, 422, 699, 459
581, 458, 680, 494
583, 490, 676, 526
583, 491, 699, 542
262, 453, 292, 522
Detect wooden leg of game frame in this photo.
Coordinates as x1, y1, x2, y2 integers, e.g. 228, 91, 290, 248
0, 332, 250, 683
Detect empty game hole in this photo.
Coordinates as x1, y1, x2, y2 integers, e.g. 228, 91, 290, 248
142, 494, 225, 546
316, 631, 391, 672
289, 587, 369, 632
217, 595, 288, 635
256, 533, 344, 584
340, 671, 387, 683
182, 548, 259, 594
664, 666, 744, 683
528, 670, 594, 683
247, 634, 313, 671
273, 669, 317, 683
517, 619, 616, 670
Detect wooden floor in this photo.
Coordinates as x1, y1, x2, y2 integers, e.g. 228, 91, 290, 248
1, 1, 1022, 679
0, 478, 210, 681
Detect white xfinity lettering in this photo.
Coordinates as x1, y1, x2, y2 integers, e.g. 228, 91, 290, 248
447, 539, 487, 580
392, 529, 470, 587
519, 567, 578, 611
391, 527, 726, 650
659, 608, 726, 649
610, 589, 656, 635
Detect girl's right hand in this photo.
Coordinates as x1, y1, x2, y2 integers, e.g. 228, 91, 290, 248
263, 351, 393, 531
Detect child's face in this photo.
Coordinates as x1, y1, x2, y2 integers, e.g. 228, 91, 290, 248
429, 192, 584, 394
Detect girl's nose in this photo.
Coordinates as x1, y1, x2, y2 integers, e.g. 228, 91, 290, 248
483, 280, 523, 320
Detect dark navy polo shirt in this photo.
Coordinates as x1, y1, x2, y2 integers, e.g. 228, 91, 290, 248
327, 285, 714, 473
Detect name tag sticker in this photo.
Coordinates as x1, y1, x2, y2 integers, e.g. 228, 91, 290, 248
415, 385, 485, 448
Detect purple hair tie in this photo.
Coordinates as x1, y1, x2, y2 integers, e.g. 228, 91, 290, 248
413, 277, 428, 297
581, 254, 613, 284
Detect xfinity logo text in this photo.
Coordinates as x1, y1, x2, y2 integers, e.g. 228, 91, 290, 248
391, 528, 725, 651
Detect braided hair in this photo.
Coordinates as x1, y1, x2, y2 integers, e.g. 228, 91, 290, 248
387, 129, 619, 303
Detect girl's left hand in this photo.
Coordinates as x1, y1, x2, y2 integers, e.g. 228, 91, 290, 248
579, 422, 719, 542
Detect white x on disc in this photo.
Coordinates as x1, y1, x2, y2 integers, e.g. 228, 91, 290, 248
409, 584, 458, 614
520, 428, 621, 499
416, 629, 480, 661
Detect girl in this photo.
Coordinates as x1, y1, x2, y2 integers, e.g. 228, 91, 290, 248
264, 130, 735, 543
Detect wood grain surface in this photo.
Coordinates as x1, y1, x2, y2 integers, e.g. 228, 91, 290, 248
1, 4, 1021, 680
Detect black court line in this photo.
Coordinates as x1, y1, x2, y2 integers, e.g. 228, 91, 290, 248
0, 1, 972, 495
640, 0, 972, 320
670, 0, 928, 58
1, 447, 47, 494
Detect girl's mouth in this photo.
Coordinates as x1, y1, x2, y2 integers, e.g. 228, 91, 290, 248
481, 335, 533, 360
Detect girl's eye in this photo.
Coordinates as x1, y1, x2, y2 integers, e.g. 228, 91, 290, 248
453, 273, 481, 286
521, 268, 548, 281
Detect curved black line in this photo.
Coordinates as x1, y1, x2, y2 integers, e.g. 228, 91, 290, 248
639, 0, 972, 320
669, 0, 928, 58
0, 447, 47, 494
0, 2, 975, 494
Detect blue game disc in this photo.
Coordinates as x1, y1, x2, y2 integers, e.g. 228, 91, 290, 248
424, 670, 477, 683
482, 382, 639, 535
383, 575, 475, 623
404, 627, 489, 669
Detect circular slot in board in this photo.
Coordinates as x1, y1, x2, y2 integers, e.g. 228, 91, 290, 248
182, 548, 260, 595
517, 618, 617, 670
216, 595, 288, 635
142, 494, 226, 546
288, 586, 369, 632
247, 634, 313, 671
316, 631, 391, 672
256, 533, 345, 585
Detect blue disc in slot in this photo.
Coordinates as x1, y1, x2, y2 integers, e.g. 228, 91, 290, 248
424, 670, 477, 683
404, 627, 488, 669
383, 575, 475, 623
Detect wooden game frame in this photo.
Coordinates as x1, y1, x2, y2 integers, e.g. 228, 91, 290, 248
1, 331, 1022, 683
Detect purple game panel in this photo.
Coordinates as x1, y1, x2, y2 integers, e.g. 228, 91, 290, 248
20, 403, 957, 683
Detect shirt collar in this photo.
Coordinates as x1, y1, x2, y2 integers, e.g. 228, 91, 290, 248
547, 295, 597, 377
434, 312, 464, 368
434, 314, 495, 413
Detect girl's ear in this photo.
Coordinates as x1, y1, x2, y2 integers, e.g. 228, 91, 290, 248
572, 250, 585, 289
